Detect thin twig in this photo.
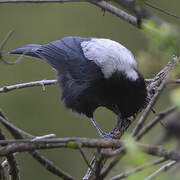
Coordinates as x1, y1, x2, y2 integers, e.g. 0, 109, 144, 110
135, 106, 177, 141
31, 151, 74, 180
145, 78, 180, 84
0, 79, 58, 93
94, 148, 104, 179
0, 110, 33, 138
100, 156, 123, 179
0, 0, 84, 2
31, 134, 56, 141
0, 111, 75, 180
0, 30, 14, 52
138, 143, 180, 161
78, 147, 94, 172
147, 56, 179, 95
144, 160, 177, 180
0, 0, 138, 27
132, 56, 179, 137
83, 156, 96, 180
0, 30, 24, 65
1, 50, 27, 65
0, 78, 178, 94
131, 76, 167, 137
0, 128, 19, 180
145, 2, 180, 20
110, 157, 166, 180
89, 0, 137, 27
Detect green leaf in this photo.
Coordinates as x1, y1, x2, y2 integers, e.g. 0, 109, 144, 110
142, 20, 180, 60
124, 135, 147, 165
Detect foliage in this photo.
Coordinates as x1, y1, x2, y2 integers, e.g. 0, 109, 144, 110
142, 20, 180, 60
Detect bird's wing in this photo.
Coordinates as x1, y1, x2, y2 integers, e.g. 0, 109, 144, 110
36, 37, 104, 81
9, 37, 104, 81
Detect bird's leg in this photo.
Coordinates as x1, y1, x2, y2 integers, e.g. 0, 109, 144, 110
89, 117, 115, 138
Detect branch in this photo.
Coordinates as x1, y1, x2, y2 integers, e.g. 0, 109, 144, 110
83, 156, 96, 180
132, 56, 179, 137
30, 151, 74, 180
0, 79, 57, 93
0, 77, 179, 95
135, 106, 177, 141
146, 78, 180, 84
0, 0, 83, 2
138, 143, 180, 161
110, 157, 166, 180
0, 111, 75, 180
144, 160, 177, 180
0, 30, 14, 53
0, 30, 25, 65
78, 147, 94, 172
1, 138, 180, 162
90, 0, 137, 27
0, 78, 179, 94
0, 0, 138, 27
100, 156, 123, 179
131, 75, 167, 137
0, 110, 32, 138
145, 1, 180, 20
84, 56, 179, 178
0, 138, 122, 149
101, 141, 180, 162
147, 56, 179, 95
0, 128, 19, 180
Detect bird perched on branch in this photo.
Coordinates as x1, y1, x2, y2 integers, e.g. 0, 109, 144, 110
9, 36, 147, 138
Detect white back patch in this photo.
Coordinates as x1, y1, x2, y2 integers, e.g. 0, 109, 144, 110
81, 38, 138, 80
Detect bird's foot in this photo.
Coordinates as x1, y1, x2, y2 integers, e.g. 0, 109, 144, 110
98, 131, 116, 139
89, 117, 121, 139
99, 130, 121, 139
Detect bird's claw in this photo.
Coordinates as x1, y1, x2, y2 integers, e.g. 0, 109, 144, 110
99, 130, 121, 139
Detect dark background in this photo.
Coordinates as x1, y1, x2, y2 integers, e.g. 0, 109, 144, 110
0, 1, 180, 179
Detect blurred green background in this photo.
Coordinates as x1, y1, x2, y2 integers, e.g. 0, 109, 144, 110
0, 1, 180, 179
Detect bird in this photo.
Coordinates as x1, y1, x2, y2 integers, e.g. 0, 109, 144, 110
9, 36, 147, 138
